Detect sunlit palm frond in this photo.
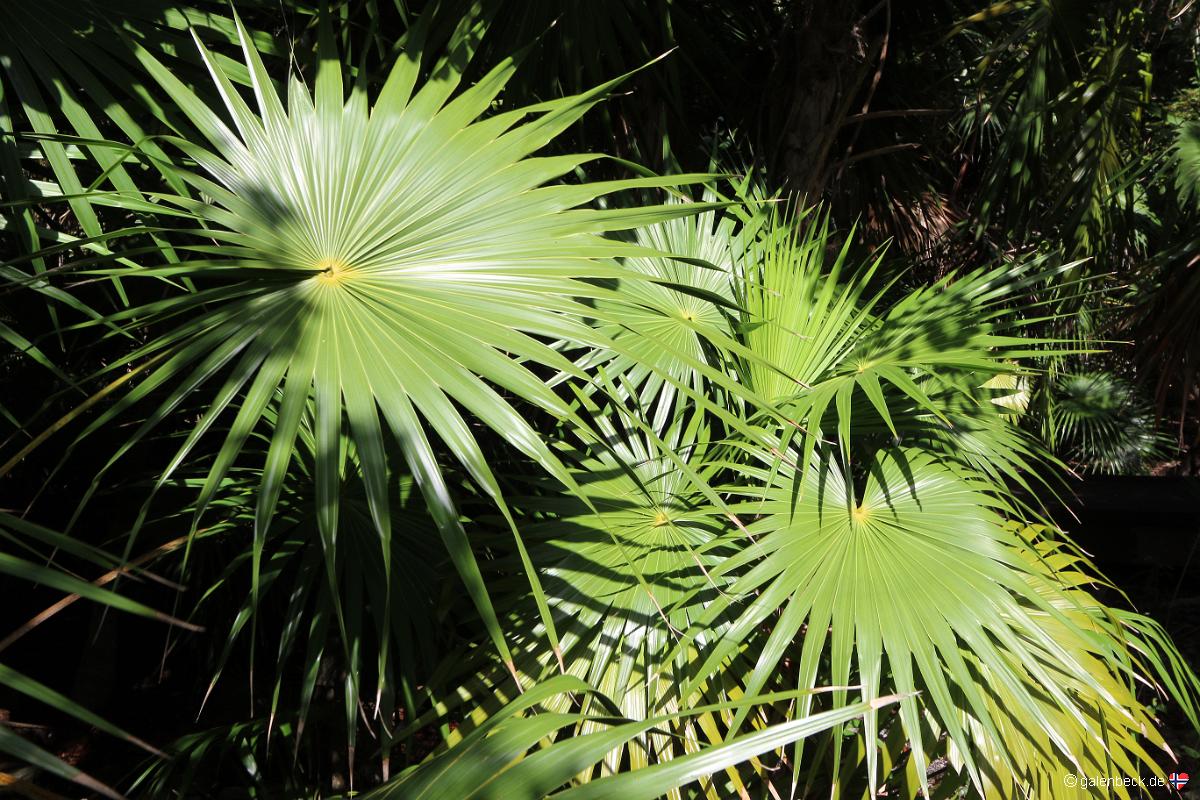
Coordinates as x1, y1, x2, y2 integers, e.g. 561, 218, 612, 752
733, 205, 1062, 492
435, 409, 749, 795
33, 10, 731, 670
363, 674, 902, 800
569, 193, 753, 429
682, 447, 1181, 796
932, 523, 1200, 798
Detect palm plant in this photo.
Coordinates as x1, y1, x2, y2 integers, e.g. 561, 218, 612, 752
7, 8, 792, 795
658, 205, 1196, 797
363, 202, 1199, 798
1047, 371, 1171, 474
1, 3, 1199, 799
18, 7, 739, 686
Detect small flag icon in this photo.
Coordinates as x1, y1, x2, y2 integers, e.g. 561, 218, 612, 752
1169, 772, 1189, 791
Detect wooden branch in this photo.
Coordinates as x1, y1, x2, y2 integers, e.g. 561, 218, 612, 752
841, 108, 953, 125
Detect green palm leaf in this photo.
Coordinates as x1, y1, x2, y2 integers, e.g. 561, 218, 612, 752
931, 523, 1198, 798
363, 674, 903, 800
1048, 371, 1170, 474
680, 446, 1187, 796
495, 411, 738, 786
569, 192, 747, 428
732, 205, 1067, 507
49, 10, 728, 669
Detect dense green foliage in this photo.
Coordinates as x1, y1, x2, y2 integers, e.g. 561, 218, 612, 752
2, 1, 1200, 798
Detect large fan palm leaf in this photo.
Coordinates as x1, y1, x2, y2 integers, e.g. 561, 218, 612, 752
683, 448, 1176, 795
50, 12, 730, 668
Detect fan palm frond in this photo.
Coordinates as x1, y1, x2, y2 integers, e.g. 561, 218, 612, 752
19, 10, 739, 673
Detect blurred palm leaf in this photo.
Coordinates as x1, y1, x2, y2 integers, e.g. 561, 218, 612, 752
1171, 120, 1200, 210
163, 417, 448, 784
1049, 371, 1170, 474
962, 1, 1152, 260
362, 674, 902, 799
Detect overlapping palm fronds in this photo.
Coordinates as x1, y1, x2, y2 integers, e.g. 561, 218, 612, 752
363, 676, 902, 800
12, 8, 747, 673
1, 2, 1199, 799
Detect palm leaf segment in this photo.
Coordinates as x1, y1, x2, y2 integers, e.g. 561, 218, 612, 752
731, 207, 1074, 529
503, 413, 734, 779
0, 512, 186, 799
947, 523, 1200, 799
78, 13, 720, 665
572, 196, 741, 425
0, 0, 248, 297
365, 675, 901, 800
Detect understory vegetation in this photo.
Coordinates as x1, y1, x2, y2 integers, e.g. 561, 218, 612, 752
2, 1, 1200, 798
